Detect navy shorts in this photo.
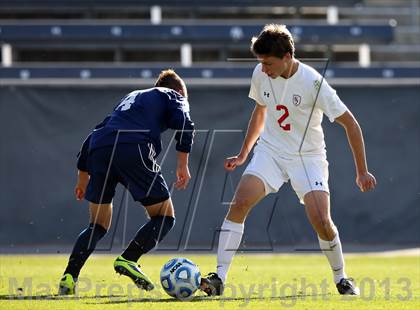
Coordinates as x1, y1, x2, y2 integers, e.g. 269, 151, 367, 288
85, 143, 170, 206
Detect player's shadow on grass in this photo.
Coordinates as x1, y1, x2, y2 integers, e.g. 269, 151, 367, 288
1, 292, 332, 303
86, 292, 332, 304
0, 294, 127, 301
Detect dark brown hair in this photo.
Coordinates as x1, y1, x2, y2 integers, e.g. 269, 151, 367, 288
154, 69, 188, 98
250, 24, 295, 58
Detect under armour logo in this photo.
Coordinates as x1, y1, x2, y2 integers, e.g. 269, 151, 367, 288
263, 91, 270, 98
315, 181, 323, 186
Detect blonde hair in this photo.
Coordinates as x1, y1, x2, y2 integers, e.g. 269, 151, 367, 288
154, 69, 188, 98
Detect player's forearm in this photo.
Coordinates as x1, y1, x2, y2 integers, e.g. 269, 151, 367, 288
239, 106, 265, 159
240, 129, 261, 159
174, 113, 195, 153
76, 169, 89, 185
345, 121, 368, 175
176, 151, 189, 168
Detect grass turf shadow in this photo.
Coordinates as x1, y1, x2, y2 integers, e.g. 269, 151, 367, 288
84, 293, 333, 304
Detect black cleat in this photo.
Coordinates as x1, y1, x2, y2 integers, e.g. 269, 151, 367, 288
200, 272, 224, 296
336, 278, 360, 295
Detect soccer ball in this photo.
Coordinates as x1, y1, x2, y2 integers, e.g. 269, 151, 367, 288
160, 257, 201, 300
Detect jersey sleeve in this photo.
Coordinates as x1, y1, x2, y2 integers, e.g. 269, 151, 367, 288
248, 64, 266, 106
76, 134, 91, 172
76, 115, 111, 171
166, 95, 195, 153
315, 79, 348, 122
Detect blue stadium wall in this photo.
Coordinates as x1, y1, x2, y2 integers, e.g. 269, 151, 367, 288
0, 85, 419, 252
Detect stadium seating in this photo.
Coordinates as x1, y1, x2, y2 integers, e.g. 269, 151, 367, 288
0, 0, 362, 9
0, 0, 418, 83
0, 24, 394, 44
1, 65, 418, 82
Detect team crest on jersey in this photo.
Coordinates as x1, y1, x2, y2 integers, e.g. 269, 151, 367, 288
314, 79, 321, 91
292, 94, 301, 106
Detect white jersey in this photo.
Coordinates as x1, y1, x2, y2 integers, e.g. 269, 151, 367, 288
249, 61, 347, 157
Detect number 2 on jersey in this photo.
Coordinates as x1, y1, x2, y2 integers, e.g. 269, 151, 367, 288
276, 105, 291, 131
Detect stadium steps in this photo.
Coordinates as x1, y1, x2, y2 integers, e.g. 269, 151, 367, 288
0, 1, 418, 68
370, 45, 420, 62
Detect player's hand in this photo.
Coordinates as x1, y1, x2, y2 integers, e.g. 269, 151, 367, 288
175, 165, 191, 190
224, 154, 246, 171
356, 171, 376, 192
75, 170, 89, 200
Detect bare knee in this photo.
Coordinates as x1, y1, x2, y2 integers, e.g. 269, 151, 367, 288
145, 199, 174, 218
226, 174, 266, 223
303, 191, 336, 240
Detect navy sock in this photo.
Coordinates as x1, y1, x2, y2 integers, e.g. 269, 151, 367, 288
122, 216, 175, 262
64, 223, 107, 279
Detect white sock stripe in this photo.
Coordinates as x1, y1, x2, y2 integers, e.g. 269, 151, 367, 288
221, 219, 244, 234
318, 234, 339, 249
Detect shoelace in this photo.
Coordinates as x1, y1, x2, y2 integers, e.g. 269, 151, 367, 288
206, 272, 219, 279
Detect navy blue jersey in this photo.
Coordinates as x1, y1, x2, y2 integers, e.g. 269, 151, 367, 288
77, 87, 194, 171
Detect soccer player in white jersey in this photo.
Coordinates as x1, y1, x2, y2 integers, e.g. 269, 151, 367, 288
200, 24, 377, 296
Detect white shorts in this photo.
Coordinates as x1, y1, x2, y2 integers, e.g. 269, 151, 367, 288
243, 144, 329, 204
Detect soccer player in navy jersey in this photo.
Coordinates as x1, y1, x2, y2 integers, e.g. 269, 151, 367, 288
58, 69, 195, 295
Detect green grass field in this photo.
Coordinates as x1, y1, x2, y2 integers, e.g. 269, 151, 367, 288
0, 253, 419, 310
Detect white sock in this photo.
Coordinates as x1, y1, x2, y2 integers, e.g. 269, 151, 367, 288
216, 219, 244, 283
318, 233, 347, 284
